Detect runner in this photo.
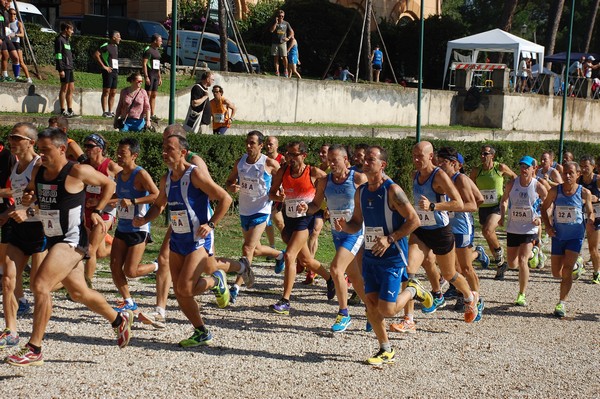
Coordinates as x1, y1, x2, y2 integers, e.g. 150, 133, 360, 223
303, 144, 368, 332
541, 161, 593, 317
82, 133, 120, 286
536, 151, 562, 187
110, 137, 160, 312
578, 155, 600, 284
133, 134, 232, 347
268, 141, 334, 314
469, 145, 516, 279
392, 141, 477, 333
264, 135, 285, 252
499, 155, 548, 306
0, 123, 45, 350
5, 127, 133, 366
335, 145, 429, 365
225, 131, 284, 303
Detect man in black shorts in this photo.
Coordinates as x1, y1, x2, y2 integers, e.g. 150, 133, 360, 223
142, 34, 162, 123
94, 31, 121, 118
54, 21, 75, 117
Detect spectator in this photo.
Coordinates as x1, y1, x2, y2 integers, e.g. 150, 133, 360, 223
568, 56, 585, 78
287, 37, 301, 79
54, 21, 75, 117
209, 85, 236, 135
584, 56, 599, 79
94, 30, 121, 118
115, 72, 150, 132
370, 45, 383, 82
516, 56, 531, 93
270, 9, 294, 77
8, 7, 31, 83
0, 0, 20, 82
339, 66, 354, 82
184, 71, 213, 134
142, 33, 162, 123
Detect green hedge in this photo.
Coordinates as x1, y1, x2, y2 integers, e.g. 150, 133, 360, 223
1, 125, 598, 197
24, 24, 148, 73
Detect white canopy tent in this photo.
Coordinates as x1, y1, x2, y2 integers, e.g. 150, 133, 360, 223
443, 28, 545, 88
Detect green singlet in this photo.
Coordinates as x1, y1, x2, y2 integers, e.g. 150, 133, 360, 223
476, 161, 504, 208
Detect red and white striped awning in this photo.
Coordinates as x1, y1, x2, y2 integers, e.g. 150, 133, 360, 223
450, 63, 507, 71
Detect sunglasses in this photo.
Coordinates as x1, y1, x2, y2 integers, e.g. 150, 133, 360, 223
8, 134, 27, 140
212, 90, 220, 93
135, 80, 143, 83
481, 152, 492, 156
83, 143, 98, 149
286, 152, 302, 157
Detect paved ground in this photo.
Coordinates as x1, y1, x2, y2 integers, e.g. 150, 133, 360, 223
0, 241, 599, 398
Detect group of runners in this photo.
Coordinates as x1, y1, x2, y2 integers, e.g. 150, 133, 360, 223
0, 125, 597, 367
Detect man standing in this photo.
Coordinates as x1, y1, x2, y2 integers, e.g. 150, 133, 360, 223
185, 71, 213, 134
336, 146, 429, 365
469, 145, 516, 279
370, 45, 383, 83
225, 131, 284, 303
270, 10, 293, 77
5, 127, 133, 366
54, 22, 76, 118
94, 31, 121, 118
142, 33, 162, 123
133, 135, 232, 347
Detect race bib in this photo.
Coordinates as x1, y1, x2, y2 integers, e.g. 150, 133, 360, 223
555, 206, 578, 224
170, 210, 191, 233
214, 113, 225, 123
39, 209, 63, 237
593, 203, 600, 217
111, 59, 119, 69
329, 209, 352, 225
481, 189, 498, 205
285, 199, 305, 218
364, 226, 384, 250
240, 177, 260, 197
417, 210, 437, 226
510, 206, 532, 222
12, 188, 24, 209
152, 59, 160, 70
117, 204, 135, 220
86, 185, 101, 195
447, 211, 455, 219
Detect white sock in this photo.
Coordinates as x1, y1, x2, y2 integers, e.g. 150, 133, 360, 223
232, 283, 240, 291
155, 306, 165, 317
152, 261, 159, 272
125, 298, 134, 306
2, 71, 7, 77
237, 260, 246, 274
18, 297, 27, 304
276, 251, 284, 260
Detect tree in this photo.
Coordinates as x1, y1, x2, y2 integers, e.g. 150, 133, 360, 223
219, 0, 228, 71
497, 0, 520, 31
545, 0, 565, 66
584, 0, 600, 52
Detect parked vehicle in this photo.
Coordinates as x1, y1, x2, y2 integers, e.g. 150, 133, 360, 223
80, 14, 168, 43
13, 1, 55, 33
166, 30, 259, 73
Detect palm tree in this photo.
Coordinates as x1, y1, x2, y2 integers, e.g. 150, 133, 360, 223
545, 0, 565, 67
584, 0, 600, 52
497, 0, 519, 31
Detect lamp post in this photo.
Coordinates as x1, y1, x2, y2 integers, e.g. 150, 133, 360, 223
521, 23, 527, 38
106, 0, 110, 37
169, 0, 178, 124
416, 0, 425, 143
559, 0, 576, 163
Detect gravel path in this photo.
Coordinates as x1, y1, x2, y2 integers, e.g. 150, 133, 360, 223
1, 242, 599, 398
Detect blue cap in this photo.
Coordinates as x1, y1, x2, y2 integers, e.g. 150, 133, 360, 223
457, 153, 465, 165
519, 155, 535, 167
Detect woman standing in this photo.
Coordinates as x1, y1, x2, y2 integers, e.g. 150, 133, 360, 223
8, 8, 32, 83
115, 72, 150, 132
287, 37, 301, 79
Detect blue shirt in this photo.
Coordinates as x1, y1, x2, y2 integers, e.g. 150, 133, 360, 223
116, 166, 150, 233
553, 184, 585, 240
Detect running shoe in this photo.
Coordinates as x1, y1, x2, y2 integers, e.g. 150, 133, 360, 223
464, 291, 480, 323
230, 285, 240, 305
422, 294, 446, 314
366, 348, 395, 366
302, 270, 315, 285
474, 297, 485, 322
494, 262, 508, 280
365, 320, 372, 332
407, 278, 434, 309
326, 277, 336, 300
179, 327, 213, 348
274, 250, 285, 274
113, 300, 138, 312
572, 257, 585, 280
239, 256, 255, 288
0, 328, 19, 348
62, 110, 75, 118
553, 302, 566, 318
17, 300, 32, 317
389, 316, 416, 333
26, 78, 33, 84
115, 310, 134, 348
592, 272, 600, 284
475, 245, 490, 269
528, 247, 540, 269
443, 284, 459, 299
3, 76, 14, 82
439, 277, 449, 292
515, 292, 527, 306
537, 249, 547, 269
454, 296, 465, 312
211, 270, 230, 308
493, 247, 505, 266
137, 311, 166, 329
15, 76, 28, 83
348, 291, 362, 306
331, 313, 352, 332
5, 343, 43, 367
102, 111, 112, 118
270, 299, 291, 315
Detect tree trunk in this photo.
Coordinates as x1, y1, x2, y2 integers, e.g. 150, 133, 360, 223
545, 0, 565, 67
363, 0, 372, 81
218, 0, 228, 71
584, 0, 600, 52
497, 0, 519, 31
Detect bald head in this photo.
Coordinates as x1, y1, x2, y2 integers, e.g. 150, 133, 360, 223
412, 141, 434, 170
414, 141, 433, 155
163, 124, 187, 140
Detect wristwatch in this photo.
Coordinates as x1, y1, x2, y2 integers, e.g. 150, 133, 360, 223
429, 202, 436, 211
92, 209, 104, 216
26, 207, 35, 218
207, 221, 215, 229
387, 235, 395, 244
131, 197, 137, 205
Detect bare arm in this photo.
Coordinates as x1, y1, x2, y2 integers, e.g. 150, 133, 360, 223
223, 98, 236, 119
498, 179, 514, 227
456, 174, 478, 212
306, 175, 327, 215
134, 174, 168, 226
500, 163, 517, 180
225, 159, 240, 193
191, 167, 232, 238
541, 186, 558, 236
467, 177, 484, 206
269, 166, 286, 202
421, 170, 464, 212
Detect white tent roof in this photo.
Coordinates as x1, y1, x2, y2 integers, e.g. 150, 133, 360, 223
443, 28, 545, 88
